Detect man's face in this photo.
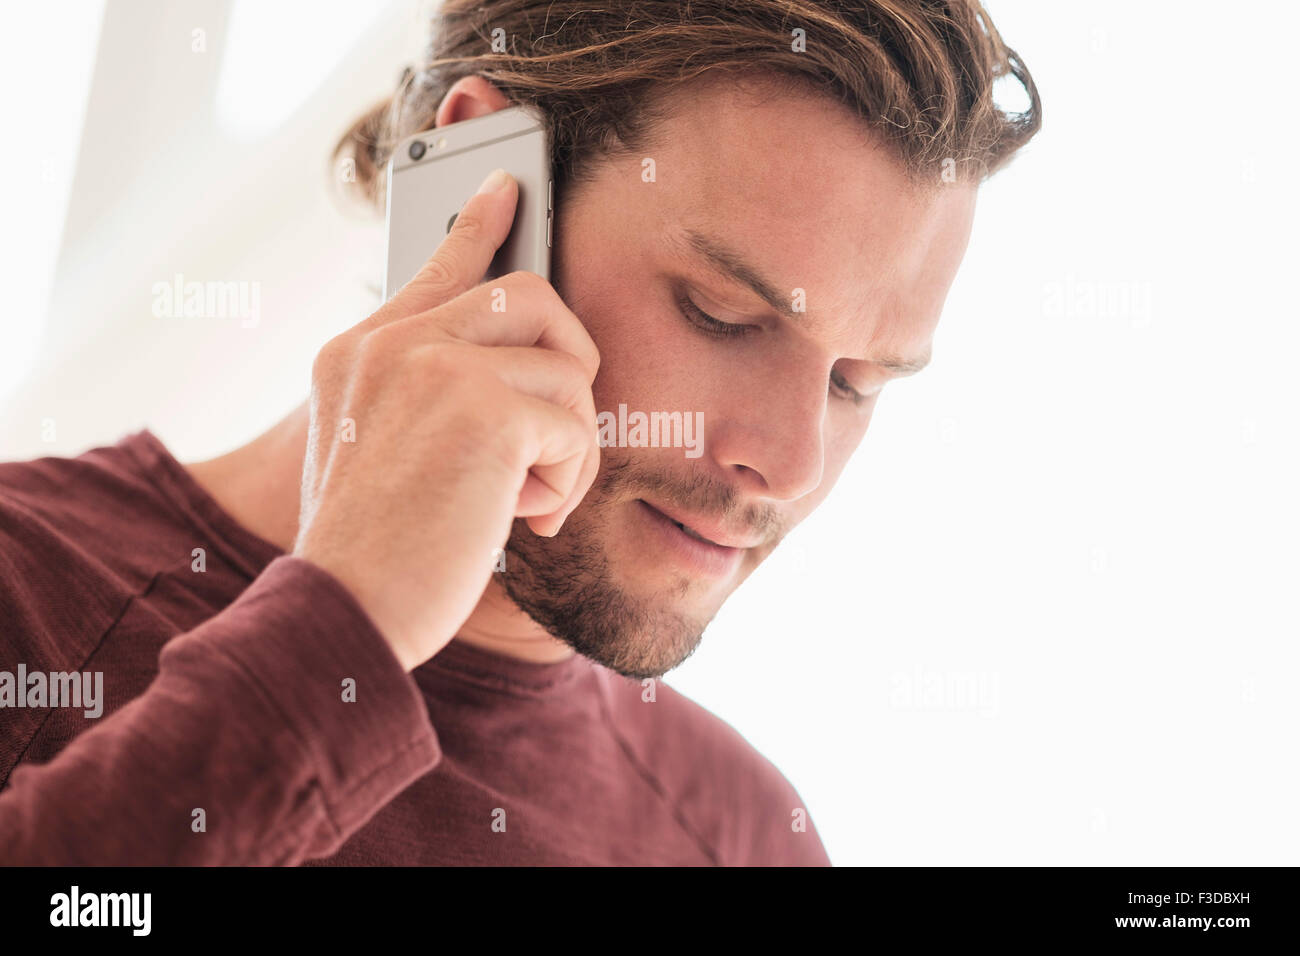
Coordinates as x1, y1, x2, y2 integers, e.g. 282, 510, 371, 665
498, 75, 977, 679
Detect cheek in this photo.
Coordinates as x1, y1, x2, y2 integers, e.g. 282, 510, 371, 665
828, 393, 877, 464
792, 399, 877, 517
575, 279, 719, 419
555, 229, 684, 409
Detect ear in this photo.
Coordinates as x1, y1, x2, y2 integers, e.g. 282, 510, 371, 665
435, 75, 511, 127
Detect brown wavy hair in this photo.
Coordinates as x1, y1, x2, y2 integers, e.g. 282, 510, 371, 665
332, 0, 1041, 212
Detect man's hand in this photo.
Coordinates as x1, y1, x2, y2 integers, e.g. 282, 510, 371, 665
294, 168, 600, 672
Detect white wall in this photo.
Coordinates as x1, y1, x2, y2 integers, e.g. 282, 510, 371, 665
1, 0, 425, 454
2, 1, 1295, 865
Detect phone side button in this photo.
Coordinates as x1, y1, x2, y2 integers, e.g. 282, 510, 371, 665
547, 179, 553, 211
546, 213, 552, 248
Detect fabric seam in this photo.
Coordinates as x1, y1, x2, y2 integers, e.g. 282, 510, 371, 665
1, 566, 170, 786
592, 672, 723, 865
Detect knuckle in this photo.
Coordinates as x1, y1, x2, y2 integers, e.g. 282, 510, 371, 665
556, 353, 596, 403
352, 329, 399, 385
415, 254, 459, 293
448, 208, 486, 243
554, 348, 586, 381
580, 338, 601, 378
416, 341, 464, 379
502, 269, 546, 294
356, 328, 388, 365
311, 333, 350, 380
566, 404, 593, 439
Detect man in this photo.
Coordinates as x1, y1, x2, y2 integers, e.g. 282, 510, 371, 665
0, 1, 1039, 864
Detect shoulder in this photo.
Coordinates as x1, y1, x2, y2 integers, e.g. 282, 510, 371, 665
0, 432, 187, 651
595, 668, 832, 866
0, 431, 175, 545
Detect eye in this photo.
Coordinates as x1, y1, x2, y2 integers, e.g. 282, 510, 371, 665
676, 284, 874, 406
674, 289, 753, 338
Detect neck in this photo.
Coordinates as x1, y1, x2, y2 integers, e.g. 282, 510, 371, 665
184, 399, 575, 666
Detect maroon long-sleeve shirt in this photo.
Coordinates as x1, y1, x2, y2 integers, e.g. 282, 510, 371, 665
0, 430, 830, 865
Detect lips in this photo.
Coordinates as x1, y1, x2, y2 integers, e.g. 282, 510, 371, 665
669, 517, 714, 545
639, 499, 760, 550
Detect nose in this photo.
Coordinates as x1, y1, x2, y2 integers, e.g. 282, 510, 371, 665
705, 351, 826, 502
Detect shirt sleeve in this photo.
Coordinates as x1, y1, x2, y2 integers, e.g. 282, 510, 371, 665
0, 555, 441, 865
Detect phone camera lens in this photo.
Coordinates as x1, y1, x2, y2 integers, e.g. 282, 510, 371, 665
408, 141, 427, 161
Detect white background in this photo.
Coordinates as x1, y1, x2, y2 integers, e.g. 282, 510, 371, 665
1, 1, 1296, 865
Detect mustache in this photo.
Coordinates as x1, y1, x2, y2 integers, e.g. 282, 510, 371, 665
595, 455, 786, 546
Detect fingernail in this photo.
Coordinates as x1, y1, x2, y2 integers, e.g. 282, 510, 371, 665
477, 168, 510, 195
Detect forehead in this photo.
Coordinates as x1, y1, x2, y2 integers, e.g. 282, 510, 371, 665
624, 73, 978, 350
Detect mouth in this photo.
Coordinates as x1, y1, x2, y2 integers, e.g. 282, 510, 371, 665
638, 498, 761, 551
667, 516, 719, 546
633, 499, 752, 579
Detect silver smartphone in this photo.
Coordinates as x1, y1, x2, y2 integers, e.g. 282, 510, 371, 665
382, 105, 552, 301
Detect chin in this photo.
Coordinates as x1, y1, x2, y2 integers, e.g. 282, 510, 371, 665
498, 511, 726, 679
494, 454, 770, 677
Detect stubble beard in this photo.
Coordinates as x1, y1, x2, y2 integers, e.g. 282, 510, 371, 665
498, 456, 729, 680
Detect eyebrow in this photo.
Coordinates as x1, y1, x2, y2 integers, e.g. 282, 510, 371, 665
671, 228, 931, 377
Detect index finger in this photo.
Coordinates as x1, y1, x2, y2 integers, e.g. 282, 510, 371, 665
359, 167, 518, 333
